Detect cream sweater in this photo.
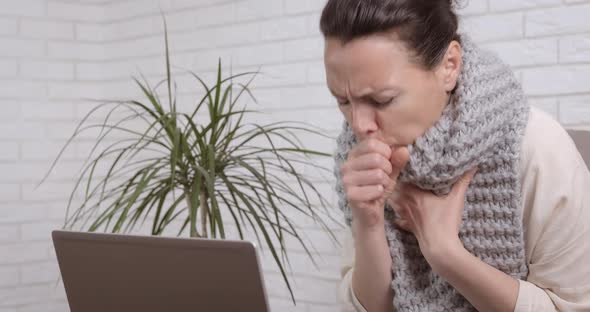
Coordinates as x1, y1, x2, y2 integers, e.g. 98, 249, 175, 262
338, 107, 590, 312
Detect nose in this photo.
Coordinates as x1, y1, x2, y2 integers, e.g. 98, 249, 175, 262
351, 103, 378, 139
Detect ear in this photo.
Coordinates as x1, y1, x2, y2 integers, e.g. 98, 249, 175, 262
436, 40, 462, 93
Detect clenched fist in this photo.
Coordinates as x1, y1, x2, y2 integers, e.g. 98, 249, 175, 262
340, 139, 410, 229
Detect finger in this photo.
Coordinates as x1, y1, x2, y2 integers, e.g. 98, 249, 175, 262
452, 167, 478, 195
349, 139, 392, 159
389, 146, 410, 180
347, 153, 392, 174
346, 185, 384, 202
342, 169, 390, 188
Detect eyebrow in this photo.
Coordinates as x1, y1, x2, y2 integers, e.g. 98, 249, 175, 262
328, 87, 400, 100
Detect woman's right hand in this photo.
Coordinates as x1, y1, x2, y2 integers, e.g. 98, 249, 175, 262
340, 139, 410, 230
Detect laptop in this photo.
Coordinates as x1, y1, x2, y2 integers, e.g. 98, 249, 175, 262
52, 230, 271, 312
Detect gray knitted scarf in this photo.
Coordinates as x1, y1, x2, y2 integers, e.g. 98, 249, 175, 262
334, 35, 530, 311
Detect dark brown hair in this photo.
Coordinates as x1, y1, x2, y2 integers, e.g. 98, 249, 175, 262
319, 0, 461, 69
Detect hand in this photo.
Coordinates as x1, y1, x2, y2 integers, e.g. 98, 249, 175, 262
340, 139, 410, 230
392, 168, 478, 265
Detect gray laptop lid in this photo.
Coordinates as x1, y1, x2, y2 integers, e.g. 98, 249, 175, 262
52, 230, 270, 312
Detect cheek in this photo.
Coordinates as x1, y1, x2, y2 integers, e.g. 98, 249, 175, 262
376, 105, 421, 145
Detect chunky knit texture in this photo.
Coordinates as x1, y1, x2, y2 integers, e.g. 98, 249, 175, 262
333, 35, 530, 311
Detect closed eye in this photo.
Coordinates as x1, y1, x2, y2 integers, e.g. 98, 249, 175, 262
371, 97, 395, 108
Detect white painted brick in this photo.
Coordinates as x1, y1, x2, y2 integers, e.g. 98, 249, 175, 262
103, 36, 162, 59
0, 39, 44, 58
268, 297, 308, 312
195, 3, 236, 27
0, 161, 83, 183
171, 0, 229, 10
307, 13, 322, 38
0, 81, 46, 99
0, 183, 20, 201
191, 49, 234, 72
76, 23, 106, 41
529, 97, 559, 119
560, 34, 590, 63
235, 0, 282, 21
20, 20, 75, 40
0, 267, 18, 287
559, 95, 590, 124
0, 100, 21, 121
0, 18, 18, 36
0, 203, 47, 224
0, 60, 18, 78
284, 0, 326, 15
0, 142, 19, 161
74, 62, 106, 80
456, 0, 488, 15
48, 82, 103, 100
280, 86, 333, 110
48, 2, 105, 22
158, 11, 193, 33
262, 250, 340, 280
293, 275, 338, 304
283, 37, 323, 62
0, 123, 45, 140
490, 0, 560, 12
284, 228, 341, 255
310, 305, 340, 312
0, 284, 53, 306
0, 225, 19, 242
254, 63, 307, 88
76, 61, 135, 80
0, 243, 48, 265
260, 16, 308, 41
522, 65, 590, 96
213, 22, 262, 47
103, 0, 168, 21
15, 301, 69, 312
21, 222, 62, 242
526, 4, 590, 37
0, 0, 45, 17
102, 16, 157, 41
482, 38, 558, 67
21, 61, 75, 80
48, 42, 105, 61
234, 43, 283, 66
461, 12, 523, 42
21, 181, 79, 202
22, 101, 76, 121
263, 272, 296, 299
306, 62, 326, 84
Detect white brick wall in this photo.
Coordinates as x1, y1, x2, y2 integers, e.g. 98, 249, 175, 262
1, 1, 589, 312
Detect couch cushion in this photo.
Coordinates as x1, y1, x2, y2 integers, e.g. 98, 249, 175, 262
567, 129, 590, 170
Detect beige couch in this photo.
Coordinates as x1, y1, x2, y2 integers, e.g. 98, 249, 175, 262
567, 130, 590, 170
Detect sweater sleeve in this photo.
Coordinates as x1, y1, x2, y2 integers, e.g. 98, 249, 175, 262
514, 108, 590, 312
338, 229, 369, 312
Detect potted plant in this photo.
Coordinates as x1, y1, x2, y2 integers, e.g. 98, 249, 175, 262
42, 20, 338, 303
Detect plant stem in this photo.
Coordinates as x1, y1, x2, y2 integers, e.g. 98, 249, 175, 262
185, 188, 201, 238
200, 189, 209, 238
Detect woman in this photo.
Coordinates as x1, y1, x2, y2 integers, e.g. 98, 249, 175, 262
320, 1, 590, 311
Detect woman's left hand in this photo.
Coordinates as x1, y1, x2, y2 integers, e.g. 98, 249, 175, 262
391, 168, 478, 267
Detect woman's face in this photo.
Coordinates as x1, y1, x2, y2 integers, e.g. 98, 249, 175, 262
324, 32, 462, 147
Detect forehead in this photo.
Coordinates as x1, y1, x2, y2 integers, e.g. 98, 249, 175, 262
323, 34, 414, 90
